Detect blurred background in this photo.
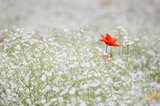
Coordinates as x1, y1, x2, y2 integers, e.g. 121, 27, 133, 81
0, 0, 160, 39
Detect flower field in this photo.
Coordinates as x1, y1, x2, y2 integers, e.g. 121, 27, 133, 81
0, 0, 160, 106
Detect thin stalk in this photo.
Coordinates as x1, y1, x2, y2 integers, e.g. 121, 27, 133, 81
127, 44, 129, 54
119, 45, 121, 57
105, 45, 108, 68
127, 44, 129, 63
110, 47, 112, 58
29, 87, 33, 105
106, 45, 108, 53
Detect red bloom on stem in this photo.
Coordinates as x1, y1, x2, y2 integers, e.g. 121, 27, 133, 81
99, 34, 119, 47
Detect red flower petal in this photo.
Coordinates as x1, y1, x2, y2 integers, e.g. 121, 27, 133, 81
111, 43, 119, 47
112, 38, 117, 43
105, 34, 112, 41
100, 33, 119, 47
101, 35, 105, 39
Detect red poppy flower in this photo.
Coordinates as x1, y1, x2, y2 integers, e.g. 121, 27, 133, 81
99, 34, 119, 47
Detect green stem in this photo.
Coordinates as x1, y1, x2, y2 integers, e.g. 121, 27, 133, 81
127, 44, 129, 54
29, 87, 33, 105
106, 45, 108, 54
119, 45, 121, 57
110, 47, 112, 58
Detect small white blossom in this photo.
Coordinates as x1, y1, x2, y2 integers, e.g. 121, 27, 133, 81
69, 87, 76, 94
41, 75, 46, 81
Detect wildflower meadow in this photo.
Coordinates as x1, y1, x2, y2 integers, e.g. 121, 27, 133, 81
0, 0, 160, 106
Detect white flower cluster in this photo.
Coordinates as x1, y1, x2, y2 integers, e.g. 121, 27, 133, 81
114, 26, 134, 46
0, 27, 159, 105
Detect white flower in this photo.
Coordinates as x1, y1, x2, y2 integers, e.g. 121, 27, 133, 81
19, 87, 24, 91
80, 100, 86, 106
41, 99, 46, 103
46, 72, 52, 77
41, 75, 46, 81
59, 97, 63, 103
69, 87, 76, 94
44, 85, 51, 92
53, 87, 60, 92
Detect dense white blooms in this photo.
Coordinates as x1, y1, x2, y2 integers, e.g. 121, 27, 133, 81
114, 26, 128, 36
0, 27, 159, 106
